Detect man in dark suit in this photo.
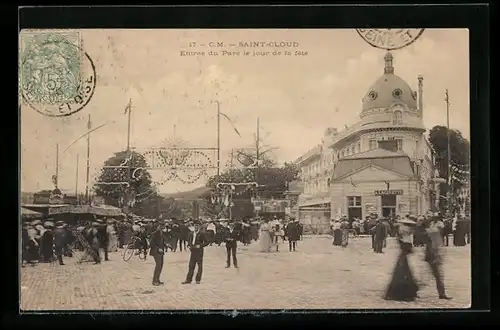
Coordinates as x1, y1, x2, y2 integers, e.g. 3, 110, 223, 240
150, 220, 166, 286
53, 221, 67, 265
286, 219, 300, 252
224, 222, 239, 268
96, 219, 110, 261
182, 220, 209, 284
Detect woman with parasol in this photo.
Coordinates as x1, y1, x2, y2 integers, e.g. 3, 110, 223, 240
384, 215, 419, 301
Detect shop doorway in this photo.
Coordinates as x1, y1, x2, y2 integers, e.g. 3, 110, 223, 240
347, 196, 362, 221
381, 195, 397, 217
348, 207, 362, 221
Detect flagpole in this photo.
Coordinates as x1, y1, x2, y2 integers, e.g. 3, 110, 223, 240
216, 100, 220, 176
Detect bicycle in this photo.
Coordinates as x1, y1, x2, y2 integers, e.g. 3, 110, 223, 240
348, 229, 358, 238
123, 236, 148, 262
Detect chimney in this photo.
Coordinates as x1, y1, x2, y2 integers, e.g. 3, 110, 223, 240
418, 75, 424, 118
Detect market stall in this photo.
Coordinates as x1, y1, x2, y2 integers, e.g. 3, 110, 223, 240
21, 207, 43, 220
22, 204, 125, 225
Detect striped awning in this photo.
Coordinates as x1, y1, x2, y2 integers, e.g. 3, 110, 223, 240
21, 207, 43, 219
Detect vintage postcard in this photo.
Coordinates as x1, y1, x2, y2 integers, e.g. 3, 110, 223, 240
20, 29, 470, 310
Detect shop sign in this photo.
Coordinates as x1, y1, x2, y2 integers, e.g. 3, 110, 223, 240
365, 203, 377, 213
399, 203, 408, 213
374, 189, 403, 196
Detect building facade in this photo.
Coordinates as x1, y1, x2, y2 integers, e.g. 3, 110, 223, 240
296, 52, 441, 224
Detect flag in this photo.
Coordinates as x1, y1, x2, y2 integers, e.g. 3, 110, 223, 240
220, 112, 241, 137
124, 98, 132, 114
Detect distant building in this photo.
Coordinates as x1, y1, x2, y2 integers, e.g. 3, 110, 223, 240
296, 52, 442, 225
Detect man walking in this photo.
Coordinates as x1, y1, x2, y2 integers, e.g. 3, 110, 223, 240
423, 218, 452, 300
53, 221, 66, 265
96, 219, 110, 261
150, 220, 166, 286
182, 220, 209, 284
224, 222, 239, 268
286, 218, 300, 252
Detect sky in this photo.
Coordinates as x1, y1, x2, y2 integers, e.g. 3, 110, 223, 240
20, 29, 469, 194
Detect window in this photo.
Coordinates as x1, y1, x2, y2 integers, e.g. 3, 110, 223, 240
396, 139, 403, 151
351, 146, 355, 154
392, 111, 403, 125
357, 142, 361, 153
348, 196, 362, 207
341, 150, 345, 158
392, 89, 403, 99
369, 140, 378, 150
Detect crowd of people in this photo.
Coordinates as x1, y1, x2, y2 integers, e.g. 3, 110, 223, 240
329, 212, 471, 253
21, 211, 467, 299
21, 215, 303, 284
383, 212, 470, 302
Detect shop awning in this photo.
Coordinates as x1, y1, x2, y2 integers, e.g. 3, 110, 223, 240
21, 207, 43, 219
47, 205, 124, 217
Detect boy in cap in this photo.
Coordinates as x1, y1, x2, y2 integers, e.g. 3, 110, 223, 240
182, 220, 209, 284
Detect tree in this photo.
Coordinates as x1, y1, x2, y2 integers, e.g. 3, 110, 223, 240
428, 125, 470, 211
204, 155, 300, 218
93, 150, 156, 216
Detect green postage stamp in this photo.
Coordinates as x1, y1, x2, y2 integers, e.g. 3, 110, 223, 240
19, 31, 83, 106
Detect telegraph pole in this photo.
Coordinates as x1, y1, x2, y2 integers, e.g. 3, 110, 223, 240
445, 89, 451, 212
126, 99, 132, 152
255, 117, 260, 185
75, 154, 79, 199
55, 143, 59, 187
85, 114, 91, 204
216, 100, 221, 176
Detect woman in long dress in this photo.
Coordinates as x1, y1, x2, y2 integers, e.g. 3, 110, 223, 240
332, 219, 342, 246
384, 217, 419, 301
259, 219, 273, 252
340, 219, 350, 247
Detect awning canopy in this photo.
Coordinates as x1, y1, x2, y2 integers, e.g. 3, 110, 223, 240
47, 205, 124, 217
21, 207, 44, 219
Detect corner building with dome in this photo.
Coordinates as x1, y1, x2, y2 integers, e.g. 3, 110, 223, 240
295, 52, 441, 227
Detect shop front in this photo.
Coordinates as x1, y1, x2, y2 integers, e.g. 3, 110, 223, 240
331, 183, 421, 220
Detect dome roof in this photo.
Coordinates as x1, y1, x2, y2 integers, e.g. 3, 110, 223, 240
362, 52, 417, 112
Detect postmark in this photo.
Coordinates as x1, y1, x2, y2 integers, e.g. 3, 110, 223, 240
356, 29, 425, 50
19, 31, 96, 117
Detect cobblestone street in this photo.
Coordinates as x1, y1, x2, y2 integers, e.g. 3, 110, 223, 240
20, 236, 471, 310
